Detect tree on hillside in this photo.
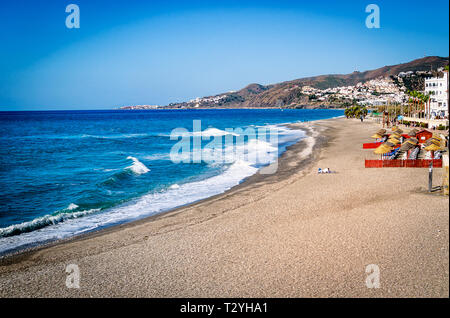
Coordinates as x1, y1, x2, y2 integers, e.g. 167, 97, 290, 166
344, 105, 368, 118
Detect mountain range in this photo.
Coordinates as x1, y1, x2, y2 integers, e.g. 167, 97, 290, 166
122, 56, 449, 109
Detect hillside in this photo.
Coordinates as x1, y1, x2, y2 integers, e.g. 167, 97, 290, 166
126, 56, 449, 109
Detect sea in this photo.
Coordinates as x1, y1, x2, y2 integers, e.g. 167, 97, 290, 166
0, 108, 343, 255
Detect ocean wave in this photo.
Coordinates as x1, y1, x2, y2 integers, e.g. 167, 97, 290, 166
168, 139, 278, 166
81, 133, 151, 139
67, 203, 79, 210
7, 133, 154, 140
126, 156, 150, 175
168, 127, 240, 138
196, 128, 240, 137
0, 208, 100, 238
143, 153, 171, 161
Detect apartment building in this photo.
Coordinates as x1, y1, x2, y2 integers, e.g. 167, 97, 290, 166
425, 70, 448, 118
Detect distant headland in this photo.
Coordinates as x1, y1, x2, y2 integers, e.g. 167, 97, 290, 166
119, 56, 449, 110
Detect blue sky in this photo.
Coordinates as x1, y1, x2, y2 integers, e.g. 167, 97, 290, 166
0, 0, 448, 110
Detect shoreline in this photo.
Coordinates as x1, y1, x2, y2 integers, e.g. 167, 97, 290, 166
0, 118, 327, 261
1, 117, 448, 298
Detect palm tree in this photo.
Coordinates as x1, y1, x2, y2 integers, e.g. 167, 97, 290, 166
408, 90, 420, 118
407, 90, 412, 117
344, 105, 367, 119
416, 91, 422, 117
410, 90, 417, 117
413, 90, 422, 118
423, 93, 431, 119
418, 92, 425, 118
344, 108, 351, 118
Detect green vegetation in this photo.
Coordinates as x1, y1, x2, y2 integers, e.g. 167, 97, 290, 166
344, 105, 368, 118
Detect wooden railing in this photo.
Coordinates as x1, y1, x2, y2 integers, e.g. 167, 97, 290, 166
363, 142, 383, 149
365, 159, 443, 168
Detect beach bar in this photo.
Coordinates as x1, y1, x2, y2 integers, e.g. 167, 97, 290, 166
364, 127, 446, 168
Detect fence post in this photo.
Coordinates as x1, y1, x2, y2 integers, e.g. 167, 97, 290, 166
428, 162, 433, 192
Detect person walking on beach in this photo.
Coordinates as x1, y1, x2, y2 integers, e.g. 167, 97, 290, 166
360, 115, 364, 122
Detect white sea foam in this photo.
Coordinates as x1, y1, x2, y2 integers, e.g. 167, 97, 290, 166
171, 127, 240, 137
195, 128, 240, 137
126, 156, 150, 175
66, 203, 79, 211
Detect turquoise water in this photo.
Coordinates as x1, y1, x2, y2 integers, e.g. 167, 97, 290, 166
0, 109, 343, 254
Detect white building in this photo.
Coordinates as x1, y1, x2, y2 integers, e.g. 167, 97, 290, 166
425, 70, 448, 118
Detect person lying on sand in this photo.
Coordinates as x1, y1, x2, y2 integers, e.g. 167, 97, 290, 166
318, 168, 332, 174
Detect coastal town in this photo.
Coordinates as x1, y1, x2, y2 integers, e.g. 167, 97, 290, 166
120, 60, 449, 121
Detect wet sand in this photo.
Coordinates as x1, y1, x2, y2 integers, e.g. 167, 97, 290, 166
0, 117, 448, 297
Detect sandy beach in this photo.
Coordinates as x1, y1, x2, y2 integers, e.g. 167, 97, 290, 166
0, 117, 448, 298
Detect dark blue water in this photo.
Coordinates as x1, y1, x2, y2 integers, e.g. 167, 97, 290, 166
0, 108, 343, 254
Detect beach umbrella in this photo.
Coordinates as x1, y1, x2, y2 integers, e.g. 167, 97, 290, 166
430, 137, 442, 142
407, 137, 418, 145
392, 126, 398, 131
374, 145, 393, 155
388, 138, 401, 145
424, 144, 442, 151
408, 129, 418, 137
426, 137, 441, 143
395, 129, 403, 135
388, 136, 400, 141
425, 139, 441, 146
376, 129, 386, 135
400, 142, 414, 152
371, 133, 383, 139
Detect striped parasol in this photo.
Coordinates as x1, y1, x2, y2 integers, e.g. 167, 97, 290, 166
400, 142, 415, 151
374, 144, 393, 154
424, 144, 442, 151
